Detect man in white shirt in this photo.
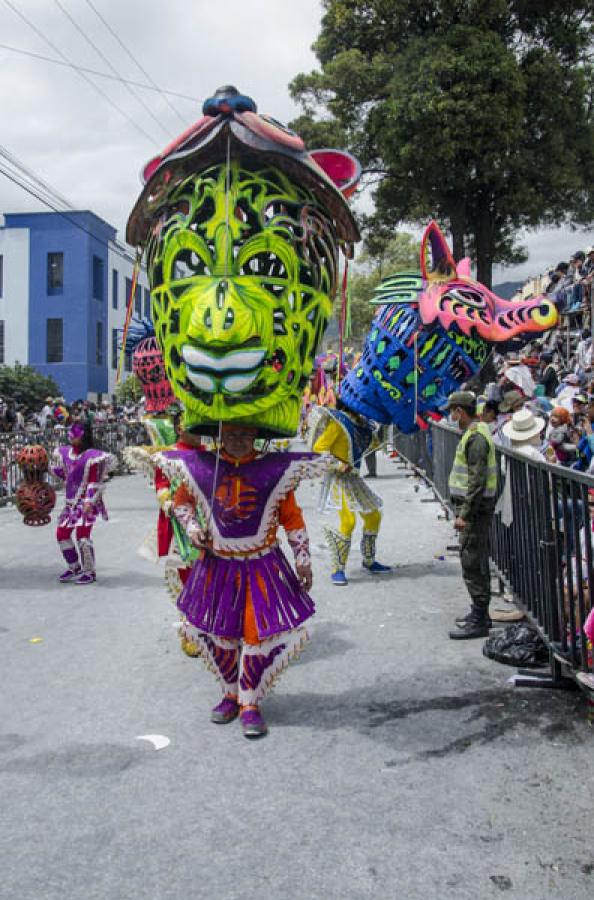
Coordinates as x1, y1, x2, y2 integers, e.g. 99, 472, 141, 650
38, 397, 54, 428
575, 329, 592, 374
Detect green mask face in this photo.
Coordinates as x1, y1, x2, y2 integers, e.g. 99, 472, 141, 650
147, 162, 338, 436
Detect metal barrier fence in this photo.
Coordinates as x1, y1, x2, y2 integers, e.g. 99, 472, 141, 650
0, 422, 148, 504
392, 421, 594, 698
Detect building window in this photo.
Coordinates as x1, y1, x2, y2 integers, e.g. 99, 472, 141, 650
134, 283, 141, 316
47, 252, 64, 294
124, 351, 132, 373
92, 256, 104, 301
46, 318, 63, 362
144, 287, 151, 319
0, 255, 3, 298
0, 320, 4, 364
96, 321, 104, 365
111, 327, 118, 370
125, 276, 132, 307
112, 269, 118, 309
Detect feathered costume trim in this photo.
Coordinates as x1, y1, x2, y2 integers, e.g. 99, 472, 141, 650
179, 624, 309, 703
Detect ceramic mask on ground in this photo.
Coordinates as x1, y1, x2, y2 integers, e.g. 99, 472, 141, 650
127, 86, 360, 437
340, 221, 558, 433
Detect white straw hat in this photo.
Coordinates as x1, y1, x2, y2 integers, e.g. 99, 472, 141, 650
502, 408, 545, 442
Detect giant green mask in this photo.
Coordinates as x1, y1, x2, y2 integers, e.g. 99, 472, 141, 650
127, 86, 360, 436
148, 162, 338, 435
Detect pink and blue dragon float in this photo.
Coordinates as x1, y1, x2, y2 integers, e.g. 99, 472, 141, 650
340, 221, 559, 433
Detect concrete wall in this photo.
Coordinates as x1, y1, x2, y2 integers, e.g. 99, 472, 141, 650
1, 211, 150, 402
107, 244, 150, 398
0, 225, 30, 365
3, 212, 115, 401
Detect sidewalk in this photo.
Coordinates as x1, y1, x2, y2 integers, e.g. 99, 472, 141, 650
0, 454, 592, 900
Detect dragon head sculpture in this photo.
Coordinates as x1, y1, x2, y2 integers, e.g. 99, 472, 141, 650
340, 221, 558, 432
127, 86, 360, 437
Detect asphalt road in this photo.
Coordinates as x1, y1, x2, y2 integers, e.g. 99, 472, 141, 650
1, 453, 593, 900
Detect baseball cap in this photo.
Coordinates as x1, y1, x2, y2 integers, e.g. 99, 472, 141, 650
499, 390, 525, 413
444, 391, 477, 411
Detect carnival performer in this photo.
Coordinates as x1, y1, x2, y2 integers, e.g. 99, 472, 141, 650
153, 410, 208, 657
153, 409, 204, 571
312, 400, 390, 585
155, 423, 327, 739
51, 422, 113, 584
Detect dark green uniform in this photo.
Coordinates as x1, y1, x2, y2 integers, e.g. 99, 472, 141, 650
451, 430, 496, 612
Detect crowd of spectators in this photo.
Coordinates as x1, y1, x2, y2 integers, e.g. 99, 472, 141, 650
0, 395, 144, 435
479, 329, 594, 473
545, 246, 594, 326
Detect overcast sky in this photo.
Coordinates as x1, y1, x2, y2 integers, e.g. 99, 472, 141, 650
0, 0, 590, 285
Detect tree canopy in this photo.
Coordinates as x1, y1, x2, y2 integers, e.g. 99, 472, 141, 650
0, 364, 60, 411
114, 374, 143, 404
291, 0, 594, 286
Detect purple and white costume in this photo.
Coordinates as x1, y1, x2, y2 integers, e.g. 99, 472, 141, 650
51, 446, 113, 582
155, 448, 327, 706
51, 446, 112, 527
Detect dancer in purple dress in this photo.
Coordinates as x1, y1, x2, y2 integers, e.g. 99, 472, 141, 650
155, 424, 327, 738
51, 423, 113, 584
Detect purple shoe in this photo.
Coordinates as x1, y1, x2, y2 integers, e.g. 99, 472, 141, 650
210, 696, 239, 725
59, 567, 81, 583
240, 707, 268, 739
75, 572, 96, 585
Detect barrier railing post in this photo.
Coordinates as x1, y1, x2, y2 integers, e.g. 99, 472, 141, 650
427, 421, 592, 699
0, 421, 148, 506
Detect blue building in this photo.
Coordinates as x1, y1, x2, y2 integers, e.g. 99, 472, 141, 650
0, 210, 150, 402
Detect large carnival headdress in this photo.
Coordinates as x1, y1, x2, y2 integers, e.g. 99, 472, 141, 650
121, 317, 176, 414
340, 221, 558, 433
126, 86, 360, 437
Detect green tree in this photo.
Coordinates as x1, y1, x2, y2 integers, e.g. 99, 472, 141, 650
0, 363, 60, 411
114, 374, 143, 404
291, 1, 594, 286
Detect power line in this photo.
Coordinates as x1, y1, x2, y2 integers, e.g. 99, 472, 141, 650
2, 0, 156, 144
0, 157, 71, 214
0, 162, 142, 266
0, 144, 73, 210
0, 42, 198, 102
52, 0, 170, 137
84, 0, 187, 126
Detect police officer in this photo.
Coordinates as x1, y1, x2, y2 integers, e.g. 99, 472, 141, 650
446, 391, 497, 639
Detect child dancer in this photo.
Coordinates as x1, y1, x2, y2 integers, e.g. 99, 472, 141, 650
51, 422, 113, 584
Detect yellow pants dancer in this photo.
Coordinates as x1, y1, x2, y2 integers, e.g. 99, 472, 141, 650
312, 405, 390, 585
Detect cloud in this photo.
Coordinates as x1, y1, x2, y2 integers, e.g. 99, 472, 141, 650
0, 0, 320, 233
1, 0, 591, 284
493, 226, 594, 283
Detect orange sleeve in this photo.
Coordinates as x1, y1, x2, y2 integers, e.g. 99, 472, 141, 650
173, 483, 195, 509
279, 490, 305, 531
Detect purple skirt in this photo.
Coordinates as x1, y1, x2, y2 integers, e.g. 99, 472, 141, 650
57, 499, 108, 529
177, 546, 315, 641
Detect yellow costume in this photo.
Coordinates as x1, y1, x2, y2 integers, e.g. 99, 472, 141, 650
312, 408, 389, 584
